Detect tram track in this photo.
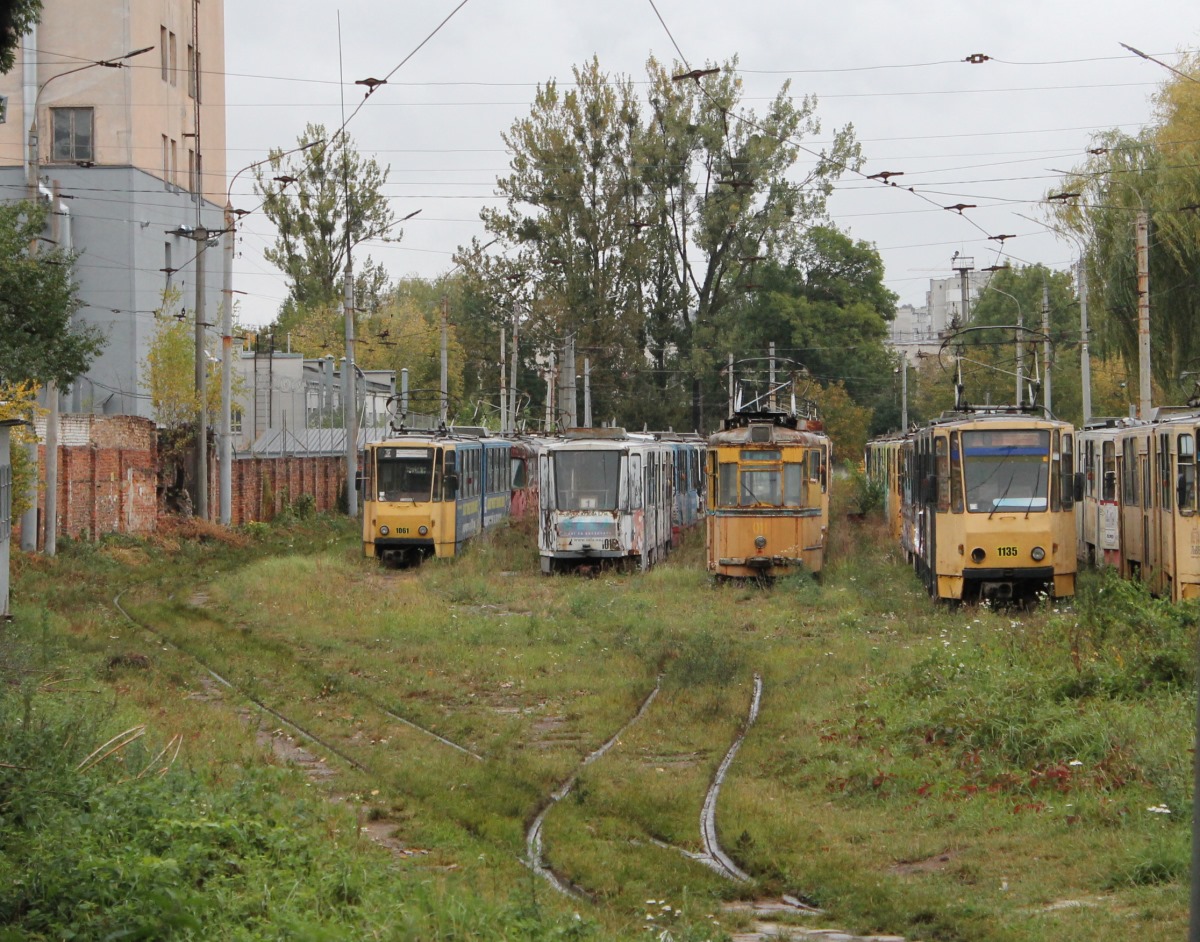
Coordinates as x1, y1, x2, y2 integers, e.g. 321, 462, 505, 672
109, 583, 841, 938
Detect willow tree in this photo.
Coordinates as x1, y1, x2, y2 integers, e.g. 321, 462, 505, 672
1048, 52, 1200, 401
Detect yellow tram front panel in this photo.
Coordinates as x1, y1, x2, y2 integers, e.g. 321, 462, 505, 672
706, 421, 830, 579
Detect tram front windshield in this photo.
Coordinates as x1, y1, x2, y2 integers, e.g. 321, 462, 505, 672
963, 430, 1050, 513
553, 450, 619, 511
376, 448, 434, 502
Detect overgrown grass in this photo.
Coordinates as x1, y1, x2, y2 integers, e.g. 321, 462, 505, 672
4, 506, 1195, 940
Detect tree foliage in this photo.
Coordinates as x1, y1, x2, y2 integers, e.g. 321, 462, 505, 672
142, 289, 221, 430
0, 0, 39, 74
1047, 52, 1200, 404
0, 382, 41, 516
0, 201, 103, 388
457, 56, 866, 432
254, 124, 398, 336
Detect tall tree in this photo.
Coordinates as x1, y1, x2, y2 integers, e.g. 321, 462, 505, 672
460, 57, 859, 432
642, 56, 861, 429
475, 58, 649, 424
254, 124, 399, 336
0, 201, 102, 387
1048, 52, 1200, 402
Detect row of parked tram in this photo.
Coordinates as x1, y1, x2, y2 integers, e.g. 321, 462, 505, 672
867, 403, 1200, 605
1076, 410, 1200, 602
360, 405, 833, 581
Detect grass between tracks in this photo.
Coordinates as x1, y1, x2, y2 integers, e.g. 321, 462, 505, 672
1, 504, 1195, 941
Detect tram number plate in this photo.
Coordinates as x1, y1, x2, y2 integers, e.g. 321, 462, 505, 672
395, 527, 410, 535
602, 539, 619, 550
996, 545, 1018, 558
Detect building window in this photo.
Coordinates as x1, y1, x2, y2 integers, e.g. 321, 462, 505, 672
160, 27, 168, 80
169, 31, 177, 86
51, 107, 93, 162
162, 135, 169, 188
188, 148, 196, 192
194, 50, 201, 102
231, 407, 243, 435
170, 138, 177, 187
187, 45, 195, 98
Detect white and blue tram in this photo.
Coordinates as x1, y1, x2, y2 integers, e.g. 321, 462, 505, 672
537, 429, 674, 574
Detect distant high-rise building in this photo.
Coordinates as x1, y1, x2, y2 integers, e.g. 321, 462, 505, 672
0, 1, 226, 416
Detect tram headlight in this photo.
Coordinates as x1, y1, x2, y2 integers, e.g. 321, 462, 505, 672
970, 547, 986, 564
418, 525, 429, 536
379, 526, 389, 536
754, 535, 767, 550
1031, 545, 1046, 562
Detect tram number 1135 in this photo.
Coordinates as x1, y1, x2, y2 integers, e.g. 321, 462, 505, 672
996, 546, 1019, 558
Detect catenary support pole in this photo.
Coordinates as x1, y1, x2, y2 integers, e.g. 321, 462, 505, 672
1135, 210, 1152, 419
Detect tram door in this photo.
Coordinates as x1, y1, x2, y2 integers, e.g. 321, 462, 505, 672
1118, 434, 1144, 579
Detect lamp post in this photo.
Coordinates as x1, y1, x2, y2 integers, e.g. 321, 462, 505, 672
26, 44, 153, 554
220, 140, 323, 525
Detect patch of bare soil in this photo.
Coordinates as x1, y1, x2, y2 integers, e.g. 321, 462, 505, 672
887, 850, 958, 876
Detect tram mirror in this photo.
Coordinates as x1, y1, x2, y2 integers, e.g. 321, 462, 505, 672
1073, 472, 1085, 503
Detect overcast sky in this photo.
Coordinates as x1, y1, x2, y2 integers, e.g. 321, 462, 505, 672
222, 1, 1200, 329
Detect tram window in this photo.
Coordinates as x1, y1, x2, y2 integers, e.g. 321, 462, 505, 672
553, 450, 620, 511
1159, 433, 1172, 512
1123, 438, 1138, 506
935, 436, 950, 513
376, 448, 435, 502
1142, 444, 1151, 510
740, 470, 782, 506
949, 432, 964, 514
784, 463, 804, 506
1102, 441, 1117, 501
719, 462, 738, 507
1061, 433, 1075, 508
1180, 434, 1196, 513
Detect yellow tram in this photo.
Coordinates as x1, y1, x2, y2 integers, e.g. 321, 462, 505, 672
1109, 411, 1200, 601
902, 408, 1079, 603
706, 410, 831, 580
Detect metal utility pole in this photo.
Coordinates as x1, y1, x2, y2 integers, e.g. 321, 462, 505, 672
1078, 259, 1092, 424
193, 230, 208, 520
728, 353, 735, 416
509, 305, 520, 431
769, 342, 777, 411
545, 352, 555, 431
1135, 210, 1152, 419
583, 357, 592, 427
44, 180, 64, 556
1042, 280, 1052, 418
900, 352, 908, 431
439, 296, 449, 426
220, 203, 234, 525
499, 327, 507, 434
1016, 307, 1025, 408
343, 260, 358, 516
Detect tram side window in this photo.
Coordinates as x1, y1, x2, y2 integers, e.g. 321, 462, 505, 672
784, 462, 804, 507
1061, 432, 1075, 508
1102, 441, 1117, 501
1122, 438, 1138, 506
949, 432, 964, 514
935, 436, 950, 513
1179, 434, 1196, 514
1159, 433, 1172, 512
